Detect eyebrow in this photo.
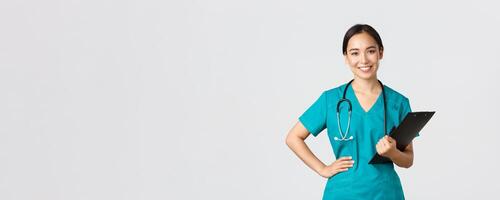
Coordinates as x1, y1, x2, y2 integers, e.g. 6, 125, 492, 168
348, 46, 377, 52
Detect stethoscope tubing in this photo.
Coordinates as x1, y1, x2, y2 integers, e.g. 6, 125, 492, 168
334, 79, 387, 141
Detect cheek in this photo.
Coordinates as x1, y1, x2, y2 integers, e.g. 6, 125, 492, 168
347, 58, 358, 67
369, 54, 380, 62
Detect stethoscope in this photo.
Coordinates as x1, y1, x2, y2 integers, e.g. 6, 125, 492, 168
334, 79, 387, 141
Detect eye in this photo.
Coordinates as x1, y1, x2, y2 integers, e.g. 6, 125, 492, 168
350, 52, 359, 56
368, 49, 376, 54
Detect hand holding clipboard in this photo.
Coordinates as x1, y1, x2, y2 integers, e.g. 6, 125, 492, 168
369, 111, 435, 164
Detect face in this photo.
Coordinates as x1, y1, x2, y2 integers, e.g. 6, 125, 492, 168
344, 32, 384, 81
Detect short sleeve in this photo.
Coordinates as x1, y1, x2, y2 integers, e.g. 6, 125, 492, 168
400, 97, 419, 137
299, 92, 327, 137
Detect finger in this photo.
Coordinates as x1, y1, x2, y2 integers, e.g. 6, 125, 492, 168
334, 159, 354, 165
380, 140, 386, 148
384, 136, 391, 143
388, 136, 396, 144
339, 162, 354, 168
337, 156, 353, 161
340, 167, 350, 171
344, 159, 355, 164
385, 141, 392, 149
342, 160, 355, 166
377, 145, 386, 153
387, 139, 395, 147
381, 142, 389, 152
385, 136, 393, 143
337, 160, 354, 165
337, 166, 351, 171
335, 168, 349, 173
382, 139, 390, 147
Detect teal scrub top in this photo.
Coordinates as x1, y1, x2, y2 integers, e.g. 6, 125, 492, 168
299, 83, 414, 200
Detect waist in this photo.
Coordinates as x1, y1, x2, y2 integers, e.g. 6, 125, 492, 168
327, 162, 398, 185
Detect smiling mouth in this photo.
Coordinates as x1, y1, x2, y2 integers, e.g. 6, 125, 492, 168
358, 65, 372, 72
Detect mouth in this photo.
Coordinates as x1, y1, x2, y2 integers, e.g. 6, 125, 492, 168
358, 65, 372, 72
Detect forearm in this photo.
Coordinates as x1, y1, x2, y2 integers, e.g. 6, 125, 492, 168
286, 137, 325, 174
388, 149, 413, 168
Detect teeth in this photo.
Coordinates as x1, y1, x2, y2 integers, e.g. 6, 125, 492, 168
359, 66, 371, 72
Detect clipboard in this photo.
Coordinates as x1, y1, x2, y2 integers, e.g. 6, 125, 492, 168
369, 111, 435, 164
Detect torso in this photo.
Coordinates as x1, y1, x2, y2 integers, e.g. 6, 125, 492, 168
321, 83, 409, 200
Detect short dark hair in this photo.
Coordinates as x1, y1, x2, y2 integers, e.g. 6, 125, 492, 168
342, 24, 384, 55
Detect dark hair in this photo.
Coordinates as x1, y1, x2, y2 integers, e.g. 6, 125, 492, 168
342, 24, 384, 55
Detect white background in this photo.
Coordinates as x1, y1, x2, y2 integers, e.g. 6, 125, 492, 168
1, 0, 499, 199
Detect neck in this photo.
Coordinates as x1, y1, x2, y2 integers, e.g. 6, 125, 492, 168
352, 77, 381, 93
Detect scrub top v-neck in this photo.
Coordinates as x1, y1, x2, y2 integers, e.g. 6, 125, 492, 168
299, 83, 413, 200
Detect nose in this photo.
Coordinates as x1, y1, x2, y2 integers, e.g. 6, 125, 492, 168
360, 53, 369, 64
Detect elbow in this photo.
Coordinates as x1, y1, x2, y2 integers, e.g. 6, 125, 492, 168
400, 160, 413, 169
285, 134, 294, 148
401, 164, 412, 169
407, 160, 414, 168
285, 134, 301, 148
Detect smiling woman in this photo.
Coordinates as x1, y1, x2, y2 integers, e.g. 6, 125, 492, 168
343, 25, 384, 81
286, 24, 415, 200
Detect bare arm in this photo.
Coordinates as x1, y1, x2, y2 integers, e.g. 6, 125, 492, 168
285, 122, 326, 174
285, 121, 354, 178
389, 142, 414, 168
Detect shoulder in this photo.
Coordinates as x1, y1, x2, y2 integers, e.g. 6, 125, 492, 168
307, 83, 347, 108
383, 84, 410, 109
323, 83, 348, 100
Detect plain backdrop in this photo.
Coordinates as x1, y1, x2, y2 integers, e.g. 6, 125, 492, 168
1, 0, 499, 199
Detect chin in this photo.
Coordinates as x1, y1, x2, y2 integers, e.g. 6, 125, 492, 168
356, 75, 377, 80
354, 67, 378, 80
354, 71, 377, 80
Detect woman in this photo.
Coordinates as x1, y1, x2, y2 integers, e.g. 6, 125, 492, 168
285, 24, 415, 200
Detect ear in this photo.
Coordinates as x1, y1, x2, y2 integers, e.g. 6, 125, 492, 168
344, 54, 348, 65
379, 48, 384, 60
